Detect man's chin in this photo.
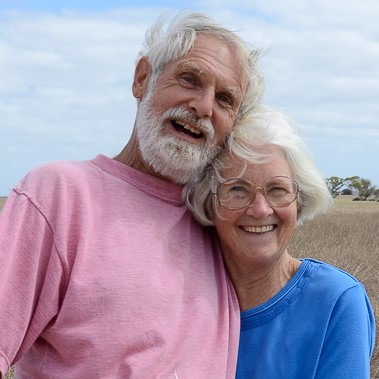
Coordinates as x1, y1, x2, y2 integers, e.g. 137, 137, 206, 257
139, 135, 215, 184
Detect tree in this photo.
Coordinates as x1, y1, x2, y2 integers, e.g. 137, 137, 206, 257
359, 178, 376, 200
326, 176, 346, 198
341, 188, 352, 195
345, 176, 362, 196
348, 177, 376, 200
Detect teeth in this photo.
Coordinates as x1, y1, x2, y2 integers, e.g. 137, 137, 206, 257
243, 225, 274, 233
177, 121, 202, 135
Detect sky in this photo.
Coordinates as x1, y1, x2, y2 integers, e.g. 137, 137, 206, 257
0, 0, 378, 195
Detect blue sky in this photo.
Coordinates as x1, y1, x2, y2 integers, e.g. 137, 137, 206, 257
0, 0, 188, 12
1, 0, 379, 195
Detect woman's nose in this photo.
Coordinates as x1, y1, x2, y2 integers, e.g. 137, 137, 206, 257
245, 192, 274, 218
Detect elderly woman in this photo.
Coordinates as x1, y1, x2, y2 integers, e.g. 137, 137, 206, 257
184, 106, 376, 379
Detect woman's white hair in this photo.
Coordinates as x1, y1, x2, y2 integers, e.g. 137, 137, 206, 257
138, 10, 264, 123
184, 105, 333, 226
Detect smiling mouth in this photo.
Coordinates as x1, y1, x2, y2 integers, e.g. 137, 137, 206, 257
241, 225, 275, 234
171, 119, 204, 139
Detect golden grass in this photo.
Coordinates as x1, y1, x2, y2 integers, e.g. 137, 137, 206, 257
4, 368, 13, 379
0, 197, 6, 211
1, 196, 378, 377
290, 197, 379, 378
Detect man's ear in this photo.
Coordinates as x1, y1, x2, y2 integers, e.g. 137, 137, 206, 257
132, 56, 152, 99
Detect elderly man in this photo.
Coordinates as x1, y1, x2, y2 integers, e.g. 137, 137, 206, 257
0, 12, 263, 378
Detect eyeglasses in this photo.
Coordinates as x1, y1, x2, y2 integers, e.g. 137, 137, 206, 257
214, 176, 300, 210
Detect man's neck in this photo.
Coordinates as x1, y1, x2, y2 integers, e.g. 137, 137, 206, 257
114, 131, 173, 183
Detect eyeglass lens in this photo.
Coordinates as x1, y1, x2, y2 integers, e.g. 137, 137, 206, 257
217, 176, 298, 209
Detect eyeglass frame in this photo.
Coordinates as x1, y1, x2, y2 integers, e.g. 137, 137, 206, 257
212, 175, 301, 210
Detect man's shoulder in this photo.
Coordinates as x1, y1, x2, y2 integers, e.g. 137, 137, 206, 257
13, 157, 100, 208
20, 156, 102, 187
27, 158, 93, 181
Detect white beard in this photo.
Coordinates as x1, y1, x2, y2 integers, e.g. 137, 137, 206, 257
136, 89, 220, 184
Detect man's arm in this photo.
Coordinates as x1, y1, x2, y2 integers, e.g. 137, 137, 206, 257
0, 191, 62, 374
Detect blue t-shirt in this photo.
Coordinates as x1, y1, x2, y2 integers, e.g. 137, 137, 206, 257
237, 259, 376, 379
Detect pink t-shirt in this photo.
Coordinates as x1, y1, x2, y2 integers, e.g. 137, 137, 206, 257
0, 155, 239, 378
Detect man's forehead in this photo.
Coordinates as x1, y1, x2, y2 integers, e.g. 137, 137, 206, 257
175, 59, 204, 74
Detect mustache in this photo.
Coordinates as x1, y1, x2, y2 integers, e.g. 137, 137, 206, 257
162, 107, 215, 139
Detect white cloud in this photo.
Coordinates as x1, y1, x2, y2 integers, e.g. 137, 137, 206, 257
0, 10, 151, 139
1, 1, 379, 193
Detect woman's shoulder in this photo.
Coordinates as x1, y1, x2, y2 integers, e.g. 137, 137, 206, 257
302, 258, 367, 295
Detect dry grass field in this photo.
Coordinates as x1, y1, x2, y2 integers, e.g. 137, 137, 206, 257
0, 197, 6, 211
290, 196, 379, 378
1, 196, 378, 378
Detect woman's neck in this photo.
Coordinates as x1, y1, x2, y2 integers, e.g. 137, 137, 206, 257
226, 253, 301, 311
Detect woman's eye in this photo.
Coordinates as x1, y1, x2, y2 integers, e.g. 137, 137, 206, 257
230, 186, 245, 192
229, 186, 250, 196
268, 187, 288, 196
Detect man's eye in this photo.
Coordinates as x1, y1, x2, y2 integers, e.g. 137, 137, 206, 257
217, 93, 234, 107
178, 74, 197, 87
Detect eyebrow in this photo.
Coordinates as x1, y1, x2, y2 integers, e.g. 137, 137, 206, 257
175, 60, 204, 76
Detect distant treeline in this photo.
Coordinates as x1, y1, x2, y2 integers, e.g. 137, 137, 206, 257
326, 176, 379, 200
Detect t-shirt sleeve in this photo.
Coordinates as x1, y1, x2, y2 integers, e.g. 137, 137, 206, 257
0, 190, 64, 375
315, 284, 376, 379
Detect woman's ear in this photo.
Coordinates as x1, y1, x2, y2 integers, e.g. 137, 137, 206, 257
132, 56, 152, 99
206, 195, 217, 224
296, 200, 303, 220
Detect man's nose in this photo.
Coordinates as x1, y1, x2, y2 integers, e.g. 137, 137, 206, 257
188, 88, 214, 118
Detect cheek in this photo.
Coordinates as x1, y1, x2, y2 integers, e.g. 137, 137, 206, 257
213, 112, 236, 141
214, 218, 232, 240
148, 92, 167, 113
214, 219, 242, 260
148, 79, 179, 111
278, 207, 297, 245
214, 210, 240, 238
